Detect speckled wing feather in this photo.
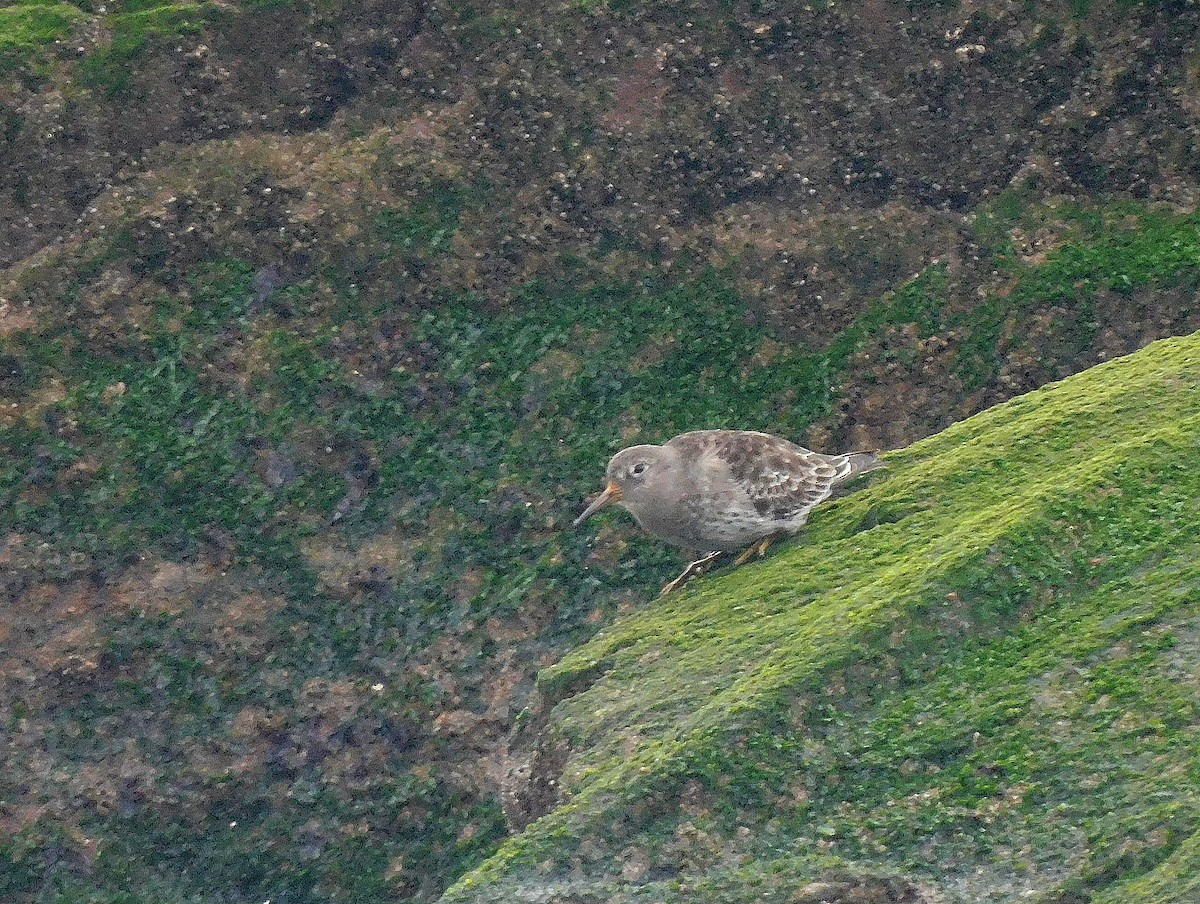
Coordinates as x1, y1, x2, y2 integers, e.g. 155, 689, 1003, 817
669, 430, 865, 524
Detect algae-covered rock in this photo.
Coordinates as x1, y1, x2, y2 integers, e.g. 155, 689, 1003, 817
3, 1, 1200, 902
446, 330, 1200, 902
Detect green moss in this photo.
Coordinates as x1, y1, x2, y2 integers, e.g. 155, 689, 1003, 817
5, 188, 1200, 901
1094, 828, 1200, 903
3, 258, 842, 901
371, 185, 465, 267
956, 203, 1200, 389
0, 2, 88, 73
445, 329, 1200, 901
71, 0, 331, 93
79, 2, 229, 94
826, 263, 950, 364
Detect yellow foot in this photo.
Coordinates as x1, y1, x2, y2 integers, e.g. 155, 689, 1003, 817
733, 534, 777, 566
660, 551, 722, 597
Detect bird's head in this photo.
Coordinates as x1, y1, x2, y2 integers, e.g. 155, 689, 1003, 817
572, 444, 664, 527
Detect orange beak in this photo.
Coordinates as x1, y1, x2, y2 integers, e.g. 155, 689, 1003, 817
573, 482, 622, 527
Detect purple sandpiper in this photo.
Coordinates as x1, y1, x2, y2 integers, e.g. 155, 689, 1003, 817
574, 429, 881, 595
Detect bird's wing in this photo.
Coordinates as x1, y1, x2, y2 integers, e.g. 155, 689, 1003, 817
677, 430, 853, 521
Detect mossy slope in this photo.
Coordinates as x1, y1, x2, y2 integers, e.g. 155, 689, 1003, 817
0, 2, 87, 73
445, 329, 1200, 903
2, 191, 1199, 903
4, 0, 1200, 896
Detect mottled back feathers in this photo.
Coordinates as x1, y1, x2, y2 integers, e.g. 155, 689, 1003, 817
667, 430, 878, 526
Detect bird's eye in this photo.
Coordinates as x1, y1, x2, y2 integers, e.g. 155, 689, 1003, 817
632, 462, 647, 476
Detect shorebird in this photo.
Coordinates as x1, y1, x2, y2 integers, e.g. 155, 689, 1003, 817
574, 429, 881, 595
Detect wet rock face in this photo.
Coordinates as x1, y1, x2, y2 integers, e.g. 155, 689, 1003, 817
0, 1, 425, 269
786, 873, 935, 903
499, 692, 573, 832
4, 1, 1200, 320
3, 2, 1200, 901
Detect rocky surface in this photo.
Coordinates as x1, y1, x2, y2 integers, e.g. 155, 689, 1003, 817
446, 329, 1200, 903
2, 1, 1200, 902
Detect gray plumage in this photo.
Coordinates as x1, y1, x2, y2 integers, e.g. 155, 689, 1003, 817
574, 429, 881, 555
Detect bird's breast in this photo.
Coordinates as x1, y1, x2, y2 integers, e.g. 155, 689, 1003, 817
624, 492, 768, 552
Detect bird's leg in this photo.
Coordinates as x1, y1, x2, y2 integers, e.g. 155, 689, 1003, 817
733, 534, 778, 566
660, 550, 722, 597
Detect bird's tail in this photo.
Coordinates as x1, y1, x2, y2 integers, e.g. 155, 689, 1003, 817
841, 450, 883, 480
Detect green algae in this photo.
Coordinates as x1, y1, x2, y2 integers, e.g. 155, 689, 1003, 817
0, 2, 88, 73
0, 0, 266, 83
79, 2, 229, 94
5, 186, 1200, 901
1095, 828, 1200, 903
1, 263, 841, 901
963, 202, 1200, 390
444, 330, 1200, 902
